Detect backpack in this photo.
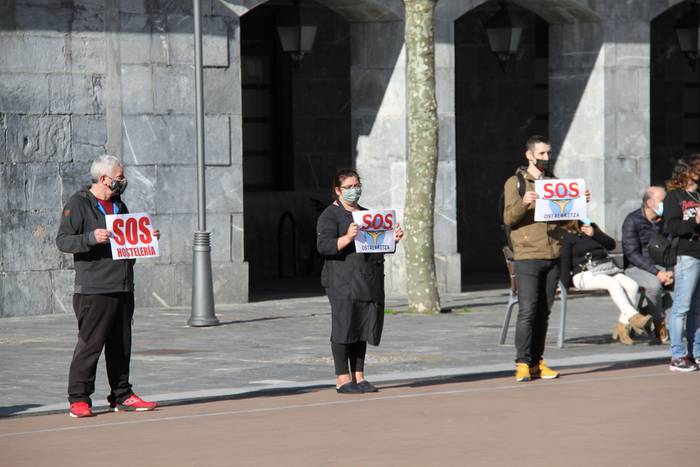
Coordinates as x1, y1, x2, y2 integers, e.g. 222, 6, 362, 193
647, 232, 679, 268
498, 172, 526, 250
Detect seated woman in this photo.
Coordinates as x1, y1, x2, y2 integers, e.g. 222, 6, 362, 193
560, 219, 651, 344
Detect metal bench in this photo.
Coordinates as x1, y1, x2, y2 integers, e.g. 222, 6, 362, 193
498, 246, 638, 349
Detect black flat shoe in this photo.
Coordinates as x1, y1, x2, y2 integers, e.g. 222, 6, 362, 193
336, 382, 362, 394
356, 380, 379, 393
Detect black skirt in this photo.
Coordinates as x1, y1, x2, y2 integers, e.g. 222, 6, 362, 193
328, 296, 384, 346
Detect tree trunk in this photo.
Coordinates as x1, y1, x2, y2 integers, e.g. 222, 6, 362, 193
403, 0, 441, 313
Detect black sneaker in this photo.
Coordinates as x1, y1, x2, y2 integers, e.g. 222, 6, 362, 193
669, 357, 698, 372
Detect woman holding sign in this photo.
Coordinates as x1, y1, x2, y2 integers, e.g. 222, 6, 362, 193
316, 169, 404, 393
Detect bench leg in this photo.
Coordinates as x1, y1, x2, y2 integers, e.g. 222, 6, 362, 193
558, 281, 568, 349
499, 291, 518, 345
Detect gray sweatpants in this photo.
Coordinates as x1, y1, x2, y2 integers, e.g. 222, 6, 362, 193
624, 266, 671, 322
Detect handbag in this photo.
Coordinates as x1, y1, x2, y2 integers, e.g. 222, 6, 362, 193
647, 232, 679, 268
583, 254, 623, 276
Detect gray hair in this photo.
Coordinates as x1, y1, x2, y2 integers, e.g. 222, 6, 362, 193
90, 155, 123, 182
642, 186, 665, 205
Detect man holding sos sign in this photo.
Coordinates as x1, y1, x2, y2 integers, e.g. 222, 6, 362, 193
503, 136, 591, 383
56, 155, 160, 418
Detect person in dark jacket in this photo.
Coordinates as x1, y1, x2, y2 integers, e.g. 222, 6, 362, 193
56, 155, 159, 417
560, 219, 650, 345
316, 169, 403, 394
621, 186, 673, 343
663, 154, 700, 372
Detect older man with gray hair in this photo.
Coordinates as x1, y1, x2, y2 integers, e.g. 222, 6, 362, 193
621, 186, 673, 343
57, 155, 159, 418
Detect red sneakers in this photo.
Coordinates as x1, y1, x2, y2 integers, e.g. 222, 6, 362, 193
69, 401, 93, 418
111, 394, 158, 412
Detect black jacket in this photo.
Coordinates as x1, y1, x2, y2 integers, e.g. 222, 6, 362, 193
621, 207, 662, 274
316, 202, 384, 302
56, 189, 134, 294
663, 189, 700, 259
560, 224, 616, 288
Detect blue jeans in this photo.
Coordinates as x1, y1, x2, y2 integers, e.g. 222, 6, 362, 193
669, 255, 700, 359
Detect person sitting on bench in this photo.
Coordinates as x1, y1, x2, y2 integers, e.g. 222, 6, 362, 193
560, 218, 651, 345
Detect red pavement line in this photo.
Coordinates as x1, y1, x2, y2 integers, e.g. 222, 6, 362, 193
0, 369, 671, 439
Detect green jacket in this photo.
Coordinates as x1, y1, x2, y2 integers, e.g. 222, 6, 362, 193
503, 168, 564, 261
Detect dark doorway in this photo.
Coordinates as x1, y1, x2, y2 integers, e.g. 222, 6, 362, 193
651, 3, 700, 186
240, 0, 352, 300
455, 2, 549, 289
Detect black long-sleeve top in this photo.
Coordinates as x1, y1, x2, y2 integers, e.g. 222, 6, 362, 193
559, 224, 616, 288
316, 202, 385, 302
663, 189, 700, 259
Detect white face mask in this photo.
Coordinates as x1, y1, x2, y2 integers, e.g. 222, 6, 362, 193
653, 202, 663, 217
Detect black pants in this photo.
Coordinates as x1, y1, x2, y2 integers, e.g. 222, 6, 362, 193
68, 293, 134, 404
513, 259, 560, 365
331, 341, 367, 375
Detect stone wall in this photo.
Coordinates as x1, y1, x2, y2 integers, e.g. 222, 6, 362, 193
0, 0, 248, 316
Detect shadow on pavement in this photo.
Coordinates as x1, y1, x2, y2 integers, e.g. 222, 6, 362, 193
380, 358, 669, 391
0, 404, 42, 417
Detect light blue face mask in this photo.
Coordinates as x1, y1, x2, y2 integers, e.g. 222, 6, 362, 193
341, 187, 362, 203
653, 202, 664, 217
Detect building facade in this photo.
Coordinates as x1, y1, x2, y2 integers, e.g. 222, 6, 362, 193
1, 0, 698, 316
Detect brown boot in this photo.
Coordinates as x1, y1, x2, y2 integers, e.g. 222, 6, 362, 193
612, 322, 634, 345
629, 313, 653, 336
657, 320, 669, 344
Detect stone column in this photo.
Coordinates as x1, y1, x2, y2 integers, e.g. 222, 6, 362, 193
433, 15, 460, 294
550, 6, 653, 240
351, 20, 409, 295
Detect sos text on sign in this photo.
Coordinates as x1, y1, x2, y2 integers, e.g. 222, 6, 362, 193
105, 213, 160, 260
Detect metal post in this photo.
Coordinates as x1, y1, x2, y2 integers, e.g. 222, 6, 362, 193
188, 0, 219, 327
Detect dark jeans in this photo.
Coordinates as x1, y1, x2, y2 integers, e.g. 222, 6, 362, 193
68, 292, 134, 404
513, 259, 560, 365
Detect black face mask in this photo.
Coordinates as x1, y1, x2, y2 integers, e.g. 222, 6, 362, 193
534, 158, 551, 174
109, 178, 128, 196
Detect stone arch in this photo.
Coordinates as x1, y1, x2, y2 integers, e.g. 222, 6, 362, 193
650, 0, 689, 21
437, 0, 601, 23
221, 0, 403, 21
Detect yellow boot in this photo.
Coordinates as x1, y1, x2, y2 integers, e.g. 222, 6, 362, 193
515, 363, 531, 382
612, 322, 634, 345
530, 360, 559, 380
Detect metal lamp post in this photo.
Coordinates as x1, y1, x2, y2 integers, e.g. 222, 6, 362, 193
674, 1, 700, 70
484, 1, 523, 72
188, 0, 219, 327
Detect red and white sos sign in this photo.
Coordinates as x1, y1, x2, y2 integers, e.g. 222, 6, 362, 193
105, 213, 160, 260
541, 181, 581, 200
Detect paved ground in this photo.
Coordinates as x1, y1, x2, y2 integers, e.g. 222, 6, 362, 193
0, 289, 674, 417
1, 362, 698, 467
